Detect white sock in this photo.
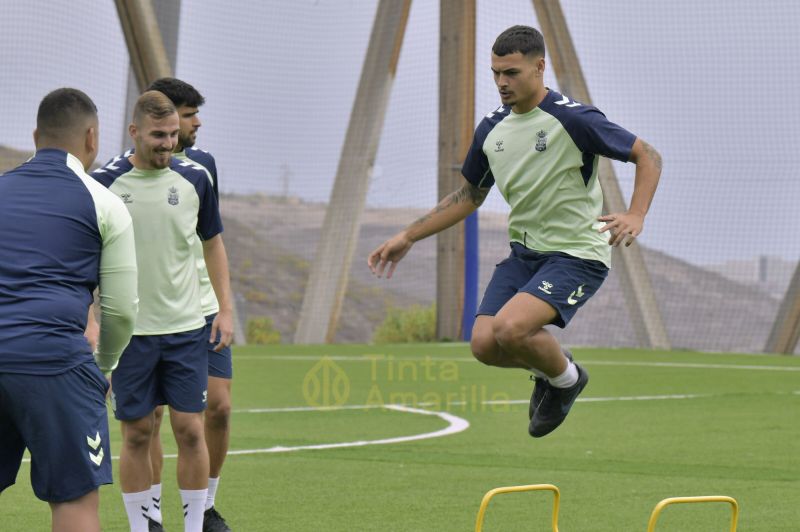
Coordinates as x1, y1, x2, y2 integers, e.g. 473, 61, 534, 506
548, 361, 579, 388
180, 488, 208, 532
122, 489, 151, 532
206, 477, 220, 510
530, 367, 548, 378
149, 483, 163, 523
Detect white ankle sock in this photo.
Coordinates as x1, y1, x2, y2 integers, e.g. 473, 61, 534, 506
548, 361, 579, 388
181, 488, 208, 532
149, 483, 163, 523
122, 489, 151, 532
530, 367, 548, 378
206, 477, 220, 510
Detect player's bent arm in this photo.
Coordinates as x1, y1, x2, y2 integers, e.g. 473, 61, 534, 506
95, 223, 139, 374
368, 179, 489, 278
627, 137, 662, 218
202, 234, 233, 313
598, 138, 662, 247
404, 178, 490, 242
202, 234, 234, 348
85, 304, 99, 352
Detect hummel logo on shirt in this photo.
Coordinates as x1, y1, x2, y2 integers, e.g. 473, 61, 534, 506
494, 140, 504, 152
538, 280, 553, 294
553, 94, 582, 108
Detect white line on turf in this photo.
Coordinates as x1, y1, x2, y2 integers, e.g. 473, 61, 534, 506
224, 404, 469, 455
584, 361, 800, 372
232, 393, 711, 413
237, 404, 389, 414
20, 404, 469, 463
234, 354, 800, 372
415, 393, 710, 407
20, 391, 797, 465
493, 393, 708, 405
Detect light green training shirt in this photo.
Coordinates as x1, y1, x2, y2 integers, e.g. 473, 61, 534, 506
92, 152, 223, 334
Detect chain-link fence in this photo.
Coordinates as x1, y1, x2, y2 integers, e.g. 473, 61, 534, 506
1, 0, 797, 352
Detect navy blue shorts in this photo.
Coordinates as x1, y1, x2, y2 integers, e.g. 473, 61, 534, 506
477, 243, 609, 328
0, 362, 112, 502
111, 327, 208, 420
205, 313, 233, 379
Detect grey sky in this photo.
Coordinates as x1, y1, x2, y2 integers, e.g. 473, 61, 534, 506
1, 0, 798, 265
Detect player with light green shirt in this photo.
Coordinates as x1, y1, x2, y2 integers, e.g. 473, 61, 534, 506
369, 25, 662, 439
93, 91, 233, 532
475, 99, 616, 267
144, 78, 234, 532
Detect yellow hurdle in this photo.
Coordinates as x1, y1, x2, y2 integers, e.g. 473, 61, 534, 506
647, 496, 739, 532
475, 484, 560, 532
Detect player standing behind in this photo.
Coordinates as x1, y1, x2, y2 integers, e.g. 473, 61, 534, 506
144, 77, 233, 532
368, 25, 662, 438
92, 91, 234, 532
0, 88, 138, 532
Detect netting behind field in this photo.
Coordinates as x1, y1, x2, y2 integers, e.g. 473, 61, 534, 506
0, 0, 797, 352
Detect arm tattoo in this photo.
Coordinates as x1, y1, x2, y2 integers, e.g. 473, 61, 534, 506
451, 182, 490, 207
640, 140, 663, 170
410, 183, 489, 227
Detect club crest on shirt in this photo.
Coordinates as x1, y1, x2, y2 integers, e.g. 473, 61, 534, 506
167, 187, 179, 206
535, 130, 547, 152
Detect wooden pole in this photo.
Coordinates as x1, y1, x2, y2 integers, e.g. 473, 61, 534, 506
113, 0, 173, 91
294, 0, 412, 344
765, 262, 800, 354
532, 0, 670, 349
119, 0, 181, 151
437, 0, 476, 341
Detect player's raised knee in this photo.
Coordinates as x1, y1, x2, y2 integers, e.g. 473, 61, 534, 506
470, 330, 502, 366
469, 336, 492, 365
491, 315, 529, 350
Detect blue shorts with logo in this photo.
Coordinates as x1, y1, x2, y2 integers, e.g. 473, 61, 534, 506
0, 362, 112, 502
477, 243, 609, 328
111, 326, 208, 420
205, 313, 233, 379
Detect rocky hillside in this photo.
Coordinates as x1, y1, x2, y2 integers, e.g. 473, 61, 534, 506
222, 194, 793, 353
0, 145, 32, 170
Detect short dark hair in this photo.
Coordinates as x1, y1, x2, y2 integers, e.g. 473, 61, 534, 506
133, 91, 177, 125
492, 25, 545, 58
147, 77, 205, 108
36, 88, 97, 140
